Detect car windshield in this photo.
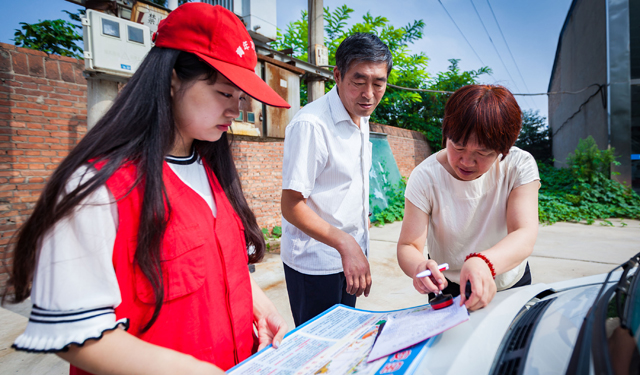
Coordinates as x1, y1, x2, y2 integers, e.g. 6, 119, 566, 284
566, 252, 640, 375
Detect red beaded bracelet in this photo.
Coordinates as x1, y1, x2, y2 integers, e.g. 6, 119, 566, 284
465, 252, 496, 279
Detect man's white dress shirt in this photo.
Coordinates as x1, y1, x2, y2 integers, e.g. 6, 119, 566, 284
281, 86, 372, 275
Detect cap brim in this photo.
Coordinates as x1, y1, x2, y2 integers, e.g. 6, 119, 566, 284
194, 52, 291, 109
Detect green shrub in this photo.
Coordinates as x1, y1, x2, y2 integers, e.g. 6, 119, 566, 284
272, 226, 282, 238
371, 177, 407, 226
566, 136, 619, 183
538, 138, 640, 225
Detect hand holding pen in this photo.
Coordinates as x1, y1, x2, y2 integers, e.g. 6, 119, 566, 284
412, 261, 449, 295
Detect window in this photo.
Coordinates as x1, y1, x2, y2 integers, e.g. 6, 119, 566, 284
246, 112, 255, 123
128, 25, 144, 44
102, 18, 120, 38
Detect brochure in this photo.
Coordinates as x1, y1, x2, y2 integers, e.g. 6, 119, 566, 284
229, 300, 468, 375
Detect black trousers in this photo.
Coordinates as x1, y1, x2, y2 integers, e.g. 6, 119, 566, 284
283, 263, 357, 327
428, 262, 532, 300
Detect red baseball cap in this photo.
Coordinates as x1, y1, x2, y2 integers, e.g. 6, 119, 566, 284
153, 3, 290, 109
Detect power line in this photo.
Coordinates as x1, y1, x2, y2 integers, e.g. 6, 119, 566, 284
485, 0, 532, 96
320, 65, 606, 97
468, 0, 534, 108
388, 82, 608, 97
436, 0, 487, 68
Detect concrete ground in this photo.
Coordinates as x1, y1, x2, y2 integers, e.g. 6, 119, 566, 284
2, 219, 639, 374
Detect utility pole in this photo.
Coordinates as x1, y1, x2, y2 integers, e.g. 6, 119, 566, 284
167, 0, 178, 11
307, 0, 326, 102
86, 78, 118, 130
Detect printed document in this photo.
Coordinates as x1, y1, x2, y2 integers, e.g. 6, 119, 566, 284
229, 300, 468, 375
367, 296, 469, 362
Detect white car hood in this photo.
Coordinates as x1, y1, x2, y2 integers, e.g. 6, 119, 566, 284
414, 273, 620, 375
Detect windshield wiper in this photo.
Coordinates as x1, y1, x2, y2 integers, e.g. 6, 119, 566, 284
616, 255, 639, 332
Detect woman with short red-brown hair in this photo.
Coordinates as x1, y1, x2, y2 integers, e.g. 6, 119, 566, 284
397, 84, 540, 311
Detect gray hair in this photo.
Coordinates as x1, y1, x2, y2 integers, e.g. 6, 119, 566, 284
334, 33, 393, 77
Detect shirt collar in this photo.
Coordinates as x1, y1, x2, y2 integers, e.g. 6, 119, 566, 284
327, 86, 369, 128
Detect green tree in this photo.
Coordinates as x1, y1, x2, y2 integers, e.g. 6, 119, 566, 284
272, 5, 490, 150
375, 59, 490, 150
272, 5, 428, 110
13, 10, 83, 59
515, 109, 553, 164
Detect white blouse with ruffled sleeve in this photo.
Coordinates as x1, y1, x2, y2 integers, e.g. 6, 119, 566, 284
13, 151, 215, 352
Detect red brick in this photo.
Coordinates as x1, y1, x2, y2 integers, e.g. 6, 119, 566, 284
22, 48, 47, 58
21, 82, 38, 90
50, 81, 76, 89
16, 102, 47, 110
59, 62, 75, 83
15, 75, 47, 85
49, 94, 78, 102
49, 106, 77, 113
13, 88, 45, 97
0, 48, 10, 73
11, 52, 28, 75
74, 65, 85, 84
26, 123, 43, 130
45, 59, 60, 80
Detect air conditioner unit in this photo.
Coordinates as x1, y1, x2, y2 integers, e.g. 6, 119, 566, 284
239, 0, 277, 43
82, 9, 152, 78
207, 0, 277, 43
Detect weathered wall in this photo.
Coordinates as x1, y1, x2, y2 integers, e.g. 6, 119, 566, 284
548, 0, 608, 167
370, 123, 432, 178
231, 137, 284, 230
0, 43, 88, 290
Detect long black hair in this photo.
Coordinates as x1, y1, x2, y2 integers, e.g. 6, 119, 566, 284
4, 48, 266, 331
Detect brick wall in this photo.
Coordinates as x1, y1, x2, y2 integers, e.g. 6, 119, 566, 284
370, 123, 432, 178
0, 43, 87, 290
0, 43, 432, 291
231, 137, 284, 230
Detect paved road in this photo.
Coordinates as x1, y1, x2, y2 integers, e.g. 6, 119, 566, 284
2, 219, 639, 374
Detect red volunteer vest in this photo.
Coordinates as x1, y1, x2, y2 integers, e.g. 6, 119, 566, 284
71, 161, 255, 374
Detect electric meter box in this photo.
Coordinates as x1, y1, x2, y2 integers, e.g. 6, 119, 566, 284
82, 10, 152, 78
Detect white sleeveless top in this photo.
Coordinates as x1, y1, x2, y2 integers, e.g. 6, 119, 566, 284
405, 146, 540, 290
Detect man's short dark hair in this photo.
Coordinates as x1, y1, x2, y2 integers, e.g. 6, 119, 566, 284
334, 33, 393, 77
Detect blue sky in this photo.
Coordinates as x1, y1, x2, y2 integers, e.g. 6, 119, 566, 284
0, 0, 572, 121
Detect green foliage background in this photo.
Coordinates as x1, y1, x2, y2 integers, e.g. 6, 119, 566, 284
538, 137, 640, 225
272, 5, 491, 151
13, 10, 83, 59
515, 109, 553, 164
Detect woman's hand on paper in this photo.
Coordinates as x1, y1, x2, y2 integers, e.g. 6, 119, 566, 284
412, 260, 447, 294
459, 257, 497, 311
257, 313, 288, 351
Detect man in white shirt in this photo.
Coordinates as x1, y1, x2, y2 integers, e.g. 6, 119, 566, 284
280, 33, 392, 326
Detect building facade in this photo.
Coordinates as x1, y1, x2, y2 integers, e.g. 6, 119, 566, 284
548, 0, 639, 192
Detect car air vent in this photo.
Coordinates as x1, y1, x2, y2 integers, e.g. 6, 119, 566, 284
491, 297, 556, 375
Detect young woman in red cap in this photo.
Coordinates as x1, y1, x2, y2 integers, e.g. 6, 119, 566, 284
6, 3, 288, 374
397, 85, 540, 312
